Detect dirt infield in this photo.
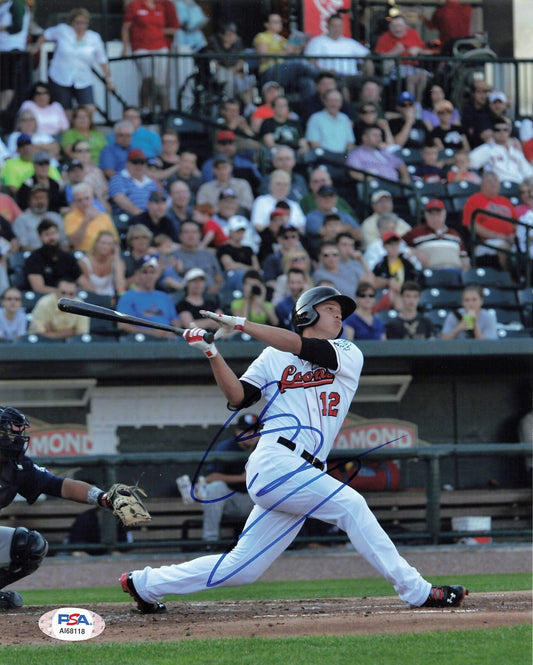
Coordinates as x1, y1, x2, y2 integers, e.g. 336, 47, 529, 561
1, 591, 531, 645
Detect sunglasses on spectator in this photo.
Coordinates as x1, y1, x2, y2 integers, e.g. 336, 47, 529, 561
494, 127, 510, 132
74, 147, 90, 152
130, 159, 146, 165
321, 251, 339, 258
35, 161, 49, 166
361, 108, 377, 114
3, 296, 22, 301
291, 256, 307, 261
399, 102, 413, 107
437, 109, 452, 114
357, 292, 376, 298
217, 140, 234, 145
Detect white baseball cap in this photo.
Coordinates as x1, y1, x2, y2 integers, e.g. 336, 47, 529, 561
371, 190, 392, 204
227, 216, 248, 232
184, 268, 206, 282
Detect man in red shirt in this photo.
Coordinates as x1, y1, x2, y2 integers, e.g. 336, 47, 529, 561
462, 171, 516, 269
374, 15, 432, 103
420, 0, 472, 55
121, 0, 179, 115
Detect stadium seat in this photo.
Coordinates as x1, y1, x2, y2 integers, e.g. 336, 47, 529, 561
400, 147, 423, 166
7, 251, 31, 290
65, 333, 116, 343
480, 287, 519, 308
21, 291, 43, 313
419, 287, 463, 310
424, 308, 449, 333
77, 292, 118, 337
14, 334, 63, 344
422, 269, 463, 288
446, 180, 480, 199
413, 181, 448, 199
462, 267, 514, 287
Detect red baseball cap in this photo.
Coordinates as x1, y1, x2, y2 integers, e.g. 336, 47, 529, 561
127, 148, 147, 162
382, 231, 401, 244
216, 130, 236, 142
425, 198, 445, 211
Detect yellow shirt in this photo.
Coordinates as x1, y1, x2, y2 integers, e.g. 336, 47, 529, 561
63, 209, 119, 252
29, 294, 89, 335
253, 31, 287, 73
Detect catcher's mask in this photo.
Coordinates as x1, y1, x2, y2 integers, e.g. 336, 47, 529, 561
0, 406, 31, 462
291, 286, 356, 336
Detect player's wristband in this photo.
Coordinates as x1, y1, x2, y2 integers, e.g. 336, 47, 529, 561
87, 486, 106, 506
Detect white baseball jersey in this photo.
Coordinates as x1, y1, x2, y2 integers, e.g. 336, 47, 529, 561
240, 338, 364, 461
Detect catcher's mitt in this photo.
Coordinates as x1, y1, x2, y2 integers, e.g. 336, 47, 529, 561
105, 483, 151, 527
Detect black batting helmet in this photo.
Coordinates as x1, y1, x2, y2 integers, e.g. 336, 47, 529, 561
0, 406, 31, 462
291, 286, 356, 334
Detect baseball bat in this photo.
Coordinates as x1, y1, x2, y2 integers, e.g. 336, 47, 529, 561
57, 298, 215, 343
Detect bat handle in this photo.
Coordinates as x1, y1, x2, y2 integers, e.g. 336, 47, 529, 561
203, 332, 215, 345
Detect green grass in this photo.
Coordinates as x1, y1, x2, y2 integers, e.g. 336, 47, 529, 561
2, 626, 531, 665
20, 571, 532, 606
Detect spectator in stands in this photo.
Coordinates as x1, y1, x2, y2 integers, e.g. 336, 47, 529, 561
271, 246, 313, 306
216, 216, 260, 280
69, 139, 110, 208
337, 231, 374, 289
176, 268, 222, 331
305, 89, 355, 156
166, 150, 202, 200
78, 230, 126, 297
162, 180, 191, 237
173, 220, 224, 295
121, 0, 179, 115
0, 287, 27, 341
192, 203, 227, 250
259, 95, 308, 154
231, 269, 278, 326
299, 166, 355, 216
31, 9, 114, 118
304, 13, 373, 102
274, 267, 308, 329
1, 134, 61, 195
441, 283, 498, 340
64, 182, 119, 252
251, 169, 305, 232
108, 107, 162, 160
373, 231, 420, 311
29, 278, 89, 339
347, 125, 410, 184
257, 206, 290, 264
127, 190, 177, 242
446, 149, 481, 185
429, 101, 470, 152
216, 98, 259, 157
344, 282, 386, 341
258, 146, 308, 203
197, 155, 254, 215
0, 0, 29, 115
312, 240, 357, 297
389, 91, 431, 150
18, 81, 69, 137
353, 101, 394, 148
305, 186, 361, 256
6, 110, 58, 160
252, 12, 318, 101
123, 224, 155, 288
64, 158, 109, 215
261, 220, 301, 290
201, 130, 261, 194
206, 23, 256, 114
461, 79, 493, 149
412, 143, 447, 183
108, 148, 161, 217
403, 199, 470, 273
24, 218, 81, 294
421, 84, 462, 130
99, 121, 134, 180
516, 178, 533, 263
385, 281, 434, 339
16, 151, 67, 214
116, 256, 179, 337
469, 120, 533, 184
462, 171, 516, 270
250, 80, 283, 135
0, 193, 21, 225
13, 185, 65, 251
360, 190, 411, 250
357, 77, 387, 118
298, 71, 351, 126
487, 92, 515, 130
373, 15, 432, 104
61, 106, 107, 163
419, 0, 472, 55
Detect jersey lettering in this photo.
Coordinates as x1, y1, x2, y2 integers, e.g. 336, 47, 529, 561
278, 364, 335, 394
319, 391, 340, 417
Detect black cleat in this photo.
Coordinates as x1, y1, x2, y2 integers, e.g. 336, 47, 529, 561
0, 590, 24, 610
120, 572, 167, 614
422, 585, 468, 608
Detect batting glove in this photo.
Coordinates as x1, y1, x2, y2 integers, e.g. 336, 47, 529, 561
183, 327, 218, 358
200, 310, 246, 340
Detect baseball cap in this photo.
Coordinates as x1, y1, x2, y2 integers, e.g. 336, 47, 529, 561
371, 189, 392, 204
397, 91, 415, 105
382, 231, 401, 244
227, 215, 248, 232
270, 207, 288, 220
236, 413, 260, 432
127, 148, 147, 162
216, 130, 236, 142
67, 159, 83, 171
184, 267, 206, 282
213, 153, 231, 165
147, 157, 160, 167
489, 91, 507, 104
33, 151, 50, 164
277, 224, 299, 237
317, 184, 337, 197
16, 133, 32, 147
424, 198, 445, 211
140, 255, 158, 269
262, 80, 282, 95
219, 187, 237, 200
148, 190, 167, 203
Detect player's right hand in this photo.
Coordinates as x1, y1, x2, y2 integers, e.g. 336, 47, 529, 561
183, 327, 218, 358
200, 311, 246, 340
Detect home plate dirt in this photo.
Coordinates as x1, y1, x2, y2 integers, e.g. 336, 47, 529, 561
1, 591, 530, 645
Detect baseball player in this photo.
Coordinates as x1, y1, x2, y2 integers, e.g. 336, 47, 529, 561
121, 286, 467, 613
0, 406, 120, 610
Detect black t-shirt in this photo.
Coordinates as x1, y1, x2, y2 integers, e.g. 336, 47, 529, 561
216, 243, 255, 267
24, 246, 82, 287
389, 117, 429, 149
259, 117, 304, 150
0, 215, 15, 243
127, 211, 179, 243
386, 314, 433, 339
176, 295, 219, 320
16, 178, 67, 213
430, 124, 467, 150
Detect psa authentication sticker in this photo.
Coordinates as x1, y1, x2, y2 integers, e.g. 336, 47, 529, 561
39, 607, 105, 641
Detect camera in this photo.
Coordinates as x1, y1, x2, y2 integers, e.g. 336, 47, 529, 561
250, 284, 262, 296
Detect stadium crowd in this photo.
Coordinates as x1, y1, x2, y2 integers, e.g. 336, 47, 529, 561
0, 3, 532, 343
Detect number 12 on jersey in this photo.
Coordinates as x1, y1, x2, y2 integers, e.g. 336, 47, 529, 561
319, 391, 340, 416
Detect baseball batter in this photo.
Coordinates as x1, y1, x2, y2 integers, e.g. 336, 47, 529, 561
121, 286, 467, 613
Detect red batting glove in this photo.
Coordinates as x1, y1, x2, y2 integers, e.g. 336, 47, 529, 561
184, 327, 218, 358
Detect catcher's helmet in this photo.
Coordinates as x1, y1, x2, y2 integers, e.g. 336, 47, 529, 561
0, 406, 31, 462
291, 286, 356, 334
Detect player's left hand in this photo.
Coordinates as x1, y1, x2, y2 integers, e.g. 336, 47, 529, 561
200, 310, 246, 340
184, 327, 218, 358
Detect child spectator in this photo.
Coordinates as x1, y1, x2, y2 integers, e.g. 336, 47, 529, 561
192, 203, 228, 250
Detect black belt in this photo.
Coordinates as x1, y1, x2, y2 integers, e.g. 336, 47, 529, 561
277, 437, 324, 471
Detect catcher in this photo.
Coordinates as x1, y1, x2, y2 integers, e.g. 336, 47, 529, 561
0, 406, 150, 609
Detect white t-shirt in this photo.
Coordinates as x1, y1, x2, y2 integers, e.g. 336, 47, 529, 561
305, 34, 369, 76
